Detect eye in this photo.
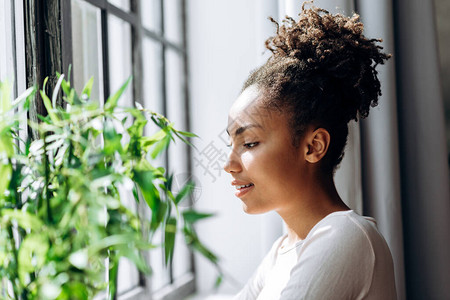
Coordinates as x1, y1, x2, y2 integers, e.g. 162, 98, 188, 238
226, 143, 232, 148
244, 142, 259, 149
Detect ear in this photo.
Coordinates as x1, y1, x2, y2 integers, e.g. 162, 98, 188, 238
305, 128, 330, 164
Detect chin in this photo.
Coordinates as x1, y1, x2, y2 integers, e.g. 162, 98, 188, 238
242, 203, 269, 215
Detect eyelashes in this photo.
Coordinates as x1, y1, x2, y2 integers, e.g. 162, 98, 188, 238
226, 142, 259, 149
244, 142, 259, 149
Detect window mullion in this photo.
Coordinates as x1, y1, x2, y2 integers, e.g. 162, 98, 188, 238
100, 8, 110, 104
131, 0, 143, 106
61, 0, 73, 82
24, 0, 45, 140
24, 0, 66, 138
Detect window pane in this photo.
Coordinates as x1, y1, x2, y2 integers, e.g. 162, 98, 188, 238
143, 37, 165, 169
0, 0, 15, 83
143, 38, 163, 116
117, 257, 140, 294
166, 48, 187, 174
141, 0, 161, 34
107, 13, 140, 294
109, 0, 130, 12
172, 223, 192, 279
150, 229, 171, 291
165, 48, 192, 280
108, 14, 133, 106
71, 0, 104, 102
163, 0, 183, 45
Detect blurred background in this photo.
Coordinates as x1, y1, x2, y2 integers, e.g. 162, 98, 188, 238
1, 0, 449, 299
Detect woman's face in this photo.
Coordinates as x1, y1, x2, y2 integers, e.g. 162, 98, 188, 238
224, 86, 309, 214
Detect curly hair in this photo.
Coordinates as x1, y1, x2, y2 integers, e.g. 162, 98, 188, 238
242, 4, 391, 173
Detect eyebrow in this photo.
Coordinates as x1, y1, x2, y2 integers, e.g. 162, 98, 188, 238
226, 124, 263, 137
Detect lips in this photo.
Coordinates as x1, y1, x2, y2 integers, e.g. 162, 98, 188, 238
235, 183, 254, 190
231, 180, 254, 198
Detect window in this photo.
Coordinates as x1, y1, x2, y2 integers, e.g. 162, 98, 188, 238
0, 0, 26, 99
18, 0, 194, 298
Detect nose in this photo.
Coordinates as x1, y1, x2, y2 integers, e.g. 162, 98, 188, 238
223, 148, 242, 174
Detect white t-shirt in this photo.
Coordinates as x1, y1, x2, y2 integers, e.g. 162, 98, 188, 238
234, 210, 397, 300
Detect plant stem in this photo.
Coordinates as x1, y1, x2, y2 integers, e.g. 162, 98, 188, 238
43, 132, 53, 224
7, 225, 20, 300
108, 252, 119, 300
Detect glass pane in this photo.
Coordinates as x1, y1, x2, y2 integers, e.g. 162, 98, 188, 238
143, 38, 163, 116
108, 14, 133, 107
107, 13, 139, 294
172, 226, 191, 279
166, 48, 187, 177
165, 48, 192, 280
150, 228, 171, 291
143, 37, 165, 169
0, 0, 15, 83
108, 0, 130, 12
141, 0, 161, 34
117, 257, 140, 294
71, 0, 104, 102
163, 0, 183, 45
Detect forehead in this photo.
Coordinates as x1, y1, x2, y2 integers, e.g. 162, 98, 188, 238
228, 86, 275, 132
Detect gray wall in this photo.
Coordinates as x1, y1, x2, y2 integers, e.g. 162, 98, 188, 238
435, 0, 450, 161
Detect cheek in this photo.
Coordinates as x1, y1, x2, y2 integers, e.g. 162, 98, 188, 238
240, 148, 290, 179
240, 152, 256, 169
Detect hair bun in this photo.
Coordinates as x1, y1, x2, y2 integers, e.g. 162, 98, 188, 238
264, 5, 391, 121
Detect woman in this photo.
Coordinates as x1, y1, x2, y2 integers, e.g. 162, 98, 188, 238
224, 4, 397, 300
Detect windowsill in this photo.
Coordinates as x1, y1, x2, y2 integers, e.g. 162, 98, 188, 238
185, 294, 234, 300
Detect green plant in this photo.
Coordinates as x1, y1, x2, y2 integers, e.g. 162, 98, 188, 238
0, 75, 220, 299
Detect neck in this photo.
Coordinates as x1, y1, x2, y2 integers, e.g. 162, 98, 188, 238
277, 173, 349, 245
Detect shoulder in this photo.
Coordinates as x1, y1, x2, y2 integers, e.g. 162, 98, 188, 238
280, 211, 395, 299
305, 210, 385, 253
301, 210, 392, 274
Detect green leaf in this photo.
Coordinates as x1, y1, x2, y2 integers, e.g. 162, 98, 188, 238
29, 139, 44, 156
175, 181, 195, 205
0, 130, 14, 156
60, 79, 71, 102
133, 170, 159, 211
117, 244, 150, 274
2, 209, 44, 230
81, 76, 94, 98
43, 76, 48, 93
40, 89, 60, 124
151, 201, 167, 233
151, 135, 171, 159
182, 210, 214, 224
132, 184, 140, 203
11, 86, 35, 108
214, 274, 223, 288
52, 73, 64, 108
176, 130, 198, 138
18, 233, 49, 285
0, 164, 12, 199
103, 119, 123, 155
183, 226, 219, 264
89, 234, 142, 254
108, 255, 119, 300
164, 217, 177, 266
104, 76, 132, 111
67, 64, 72, 83
140, 129, 167, 150
0, 80, 11, 114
